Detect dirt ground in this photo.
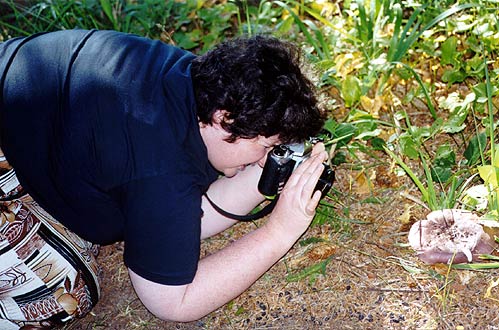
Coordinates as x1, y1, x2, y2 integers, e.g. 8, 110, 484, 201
64, 156, 499, 330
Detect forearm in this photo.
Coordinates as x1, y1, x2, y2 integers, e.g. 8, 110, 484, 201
206, 163, 264, 212
133, 217, 297, 322
181, 219, 295, 320
201, 164, 265, 238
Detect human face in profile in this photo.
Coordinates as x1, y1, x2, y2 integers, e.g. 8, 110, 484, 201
199, 110, 280, 177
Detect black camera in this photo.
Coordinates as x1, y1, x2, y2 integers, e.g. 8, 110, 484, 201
258, 139, 335, 199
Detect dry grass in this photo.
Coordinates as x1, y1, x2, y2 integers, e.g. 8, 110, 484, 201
65, 160, 499, 330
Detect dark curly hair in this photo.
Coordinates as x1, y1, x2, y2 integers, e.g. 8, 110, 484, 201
190, 35, 325, 144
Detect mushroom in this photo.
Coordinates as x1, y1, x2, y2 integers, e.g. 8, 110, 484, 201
408, 209, 495, 264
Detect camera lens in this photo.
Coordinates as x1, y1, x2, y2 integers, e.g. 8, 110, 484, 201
273, 145, 288, 157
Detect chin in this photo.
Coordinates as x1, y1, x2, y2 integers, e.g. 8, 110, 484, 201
223, 169, 239, 178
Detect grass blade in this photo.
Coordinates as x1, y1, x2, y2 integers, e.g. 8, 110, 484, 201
274, 0, 324, 59
452, 262, 499, 270
384, 146, 429, 204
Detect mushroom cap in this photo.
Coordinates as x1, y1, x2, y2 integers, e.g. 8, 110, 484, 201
408, 209, 495, 264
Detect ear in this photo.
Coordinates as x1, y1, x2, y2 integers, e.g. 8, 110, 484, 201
212, 109, 232, 126
212, 109, 227, 124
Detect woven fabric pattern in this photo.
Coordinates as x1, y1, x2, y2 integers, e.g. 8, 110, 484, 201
0, 149, 101, 330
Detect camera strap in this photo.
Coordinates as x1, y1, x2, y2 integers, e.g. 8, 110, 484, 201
203, 193, 278, 222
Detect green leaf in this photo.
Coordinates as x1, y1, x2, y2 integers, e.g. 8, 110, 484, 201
370, 137, 386, 151
452, 262, 499, 270
467, 55, 486, 74
408, 126, 431, 143
430, 145, 455, 184
493, 148, 499, 168
472, 83, 488, 100
341, 75, 362, 107
299, 237, 326, 246
431, 166, 452, 183
464, 132, 487, 165
323, 120, 357, 148
478, 149, 499, 189
274, 1, 325, 59
441, 35, 458, 66
99, 0, 115, 27
479, 254, 499, 261
286, 259, 331, 282
322, 118, 337, 135
331, 151, 347, 166
442, 106, 469, 133
442, 68, 467, 84
434, 144, 456, 167
395, 66, 413, 80
399, 135, 419, 160
276, 16, 295, 34
356, 128, 381, 140
384, 146, 429, 207
235, 306, 246, 316
173, 30, 200, 49
478, 165, 499, 187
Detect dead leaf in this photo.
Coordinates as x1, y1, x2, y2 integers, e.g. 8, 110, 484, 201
360, 95, 383, 118
485, 278, 499, 302
353, 170, 373, 195
307, 243, 337, 262
432, 263, 451, 276
397, 204, 414, 224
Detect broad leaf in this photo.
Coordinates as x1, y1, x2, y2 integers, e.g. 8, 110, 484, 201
341, 75, 362, 107
464, 132, 487, 166
441, 35, 458, 66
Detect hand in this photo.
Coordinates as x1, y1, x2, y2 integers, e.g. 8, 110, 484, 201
311, 141, 326, 157
266, 144, 328, 242
284, 142, 328, 216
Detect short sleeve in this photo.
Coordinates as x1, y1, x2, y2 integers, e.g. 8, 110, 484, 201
119, 174, 203, 285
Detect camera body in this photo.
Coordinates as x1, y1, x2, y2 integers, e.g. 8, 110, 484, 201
258, 140, 335, 198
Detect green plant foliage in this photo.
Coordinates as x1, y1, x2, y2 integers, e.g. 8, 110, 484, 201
285, 258, 331, 283
322, 119, 357, 149
341, 75, 362, 107
0, 0, 242, 51
464, 132, 488, 166
431, 144, 456, 183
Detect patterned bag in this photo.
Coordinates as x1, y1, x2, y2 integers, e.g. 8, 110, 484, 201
0, 149, 101, 329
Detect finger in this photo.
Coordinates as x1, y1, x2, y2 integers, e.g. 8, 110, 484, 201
286, 154, 323, 188
299, 157, 325, 197
295, 151, 326, 175
305, 190, 322, 216
311, 142, 326, 157
311, 143, 328, 164
286, 156, 324, 203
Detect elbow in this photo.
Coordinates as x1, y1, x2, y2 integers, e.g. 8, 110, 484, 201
151, 308, 209, 323
128, 269, 213, 323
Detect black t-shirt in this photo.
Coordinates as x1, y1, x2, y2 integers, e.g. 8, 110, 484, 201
0, 29, 218, 285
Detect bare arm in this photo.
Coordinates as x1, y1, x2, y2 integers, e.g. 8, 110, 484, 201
199, 163, 265, 239
128, 148, 327, 322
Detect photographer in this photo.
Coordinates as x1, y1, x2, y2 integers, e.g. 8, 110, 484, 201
0, 29, 327, 328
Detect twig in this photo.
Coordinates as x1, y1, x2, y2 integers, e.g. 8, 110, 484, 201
400, 191, 431, 210
366, 287, 429, 293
